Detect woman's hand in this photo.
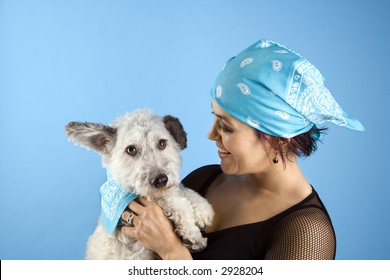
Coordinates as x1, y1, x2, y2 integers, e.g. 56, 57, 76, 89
121, 197, 192, 260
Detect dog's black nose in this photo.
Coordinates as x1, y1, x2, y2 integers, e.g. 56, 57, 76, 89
152, 174, 168, 188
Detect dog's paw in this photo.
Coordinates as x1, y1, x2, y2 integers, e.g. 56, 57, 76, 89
177, 226, 208, 252
183, 236, 208, 252
194, 206, 214, 229
195, 213, 213, 229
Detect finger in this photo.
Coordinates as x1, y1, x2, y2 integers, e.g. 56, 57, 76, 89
122, 211, 136, 224
122, 211, 130, 221
121, 225, 138, 239
137, 197, 152, 206
128, 200, 144, 214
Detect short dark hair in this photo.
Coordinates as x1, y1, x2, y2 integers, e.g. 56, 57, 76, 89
256, 126, 328, 166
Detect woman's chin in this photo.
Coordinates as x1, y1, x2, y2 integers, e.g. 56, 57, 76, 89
220, 158, 236, 174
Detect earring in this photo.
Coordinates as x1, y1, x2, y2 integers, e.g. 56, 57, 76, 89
273, 152, 279, 164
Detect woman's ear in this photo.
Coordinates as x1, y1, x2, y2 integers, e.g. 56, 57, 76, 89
163, 115, 187, 150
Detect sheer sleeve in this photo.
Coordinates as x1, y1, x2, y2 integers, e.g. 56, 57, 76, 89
265, 206, 336, 260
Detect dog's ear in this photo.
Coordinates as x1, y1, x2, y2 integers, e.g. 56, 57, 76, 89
65, 121, 117, 154
163, 115, 187, 150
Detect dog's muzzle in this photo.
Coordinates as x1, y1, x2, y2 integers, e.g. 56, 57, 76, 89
151, 173, 168, 188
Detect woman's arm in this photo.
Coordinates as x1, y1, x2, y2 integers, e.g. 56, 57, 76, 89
121, 197, 193, 260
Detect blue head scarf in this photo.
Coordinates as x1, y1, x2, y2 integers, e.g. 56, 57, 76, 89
211, 39, 365, 138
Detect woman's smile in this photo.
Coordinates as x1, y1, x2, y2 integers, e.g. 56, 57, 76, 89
218, 147, 231, 159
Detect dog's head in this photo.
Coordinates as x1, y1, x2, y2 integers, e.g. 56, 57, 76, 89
65, 109, 187, 196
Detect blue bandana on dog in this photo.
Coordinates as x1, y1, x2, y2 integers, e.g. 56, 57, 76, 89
211, 39, 365, 138
100, 171, 138, 236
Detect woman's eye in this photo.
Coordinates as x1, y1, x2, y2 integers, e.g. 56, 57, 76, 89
219, 122, 233, 133
158, 139, 167, 150
126, 145, 137, 156
213, 117, 233, 133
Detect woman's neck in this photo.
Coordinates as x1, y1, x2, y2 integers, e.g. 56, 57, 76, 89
241, 158, 311, 197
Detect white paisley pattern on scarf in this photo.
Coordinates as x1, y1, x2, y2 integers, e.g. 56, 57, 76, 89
100, 173, 127, 220
287, 60, 347, 126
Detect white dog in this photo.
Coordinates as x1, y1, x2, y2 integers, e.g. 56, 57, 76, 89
65, 109, 214, 259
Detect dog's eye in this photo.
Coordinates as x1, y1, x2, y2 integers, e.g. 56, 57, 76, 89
126, 145, 137, 156
158, 139, 167, 150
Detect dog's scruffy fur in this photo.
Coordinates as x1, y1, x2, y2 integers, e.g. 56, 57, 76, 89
65, 109, 214, 259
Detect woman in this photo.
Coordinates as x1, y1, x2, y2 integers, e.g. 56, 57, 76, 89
121, 39, 364, 259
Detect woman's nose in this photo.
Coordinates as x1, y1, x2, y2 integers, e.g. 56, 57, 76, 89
208, 118, 221, 141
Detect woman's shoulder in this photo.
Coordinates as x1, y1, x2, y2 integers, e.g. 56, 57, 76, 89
268, 191, 336, 259
182, 164, 222, 194
272, 189, 335, 236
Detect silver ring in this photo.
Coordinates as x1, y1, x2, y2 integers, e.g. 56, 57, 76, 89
126, 211, 135, 226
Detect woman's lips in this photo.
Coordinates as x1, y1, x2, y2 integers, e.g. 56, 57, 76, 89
218, 148, 231, 158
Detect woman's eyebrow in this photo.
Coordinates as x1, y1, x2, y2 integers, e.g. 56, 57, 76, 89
212, 112, 235, 126
211, 103, 235, 126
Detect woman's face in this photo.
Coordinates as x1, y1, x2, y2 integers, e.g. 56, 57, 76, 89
208, 100, 272, 175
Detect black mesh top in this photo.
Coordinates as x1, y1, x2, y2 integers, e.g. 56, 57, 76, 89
182, 165, 336, 260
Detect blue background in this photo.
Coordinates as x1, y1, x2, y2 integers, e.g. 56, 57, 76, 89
0, 0, 389, 260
